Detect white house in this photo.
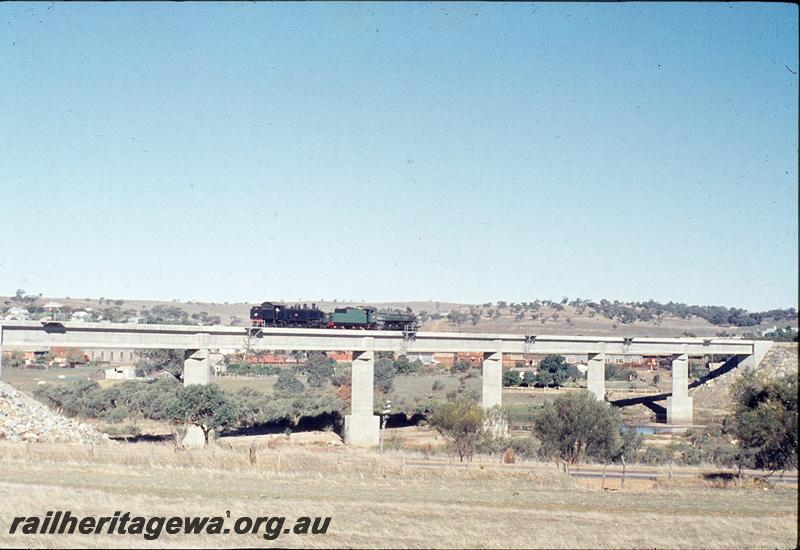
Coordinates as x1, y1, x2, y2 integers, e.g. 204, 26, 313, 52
71, 310, 91, 321
3, 307, 30, 320
104, 366, 138, 380
405, 352, 436, 365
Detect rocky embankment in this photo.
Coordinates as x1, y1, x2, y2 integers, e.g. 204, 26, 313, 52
0, 381, 110, 444
691, 343, 798, 411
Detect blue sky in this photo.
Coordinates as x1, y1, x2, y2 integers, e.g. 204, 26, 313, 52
1, 2, 797, 310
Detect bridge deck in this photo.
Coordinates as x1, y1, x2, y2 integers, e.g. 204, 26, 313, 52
0, 320, 758, 356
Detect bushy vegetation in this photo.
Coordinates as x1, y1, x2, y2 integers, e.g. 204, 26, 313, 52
503, 356, 581, 388
167, 385, 238, 444
274, 369, 305, 396
297, 352, 336, 388
225, 363, 281, 376
728, 371, 797, 473
34, 378, 345, 436
534, 355, 581, 387
428, 399, 485, 462
475, 434, 540, 460
374, 357, 397, 393
502, 369, 522, 387
532, 391, 641, 469
394, 355, 424, 375
605, 363, 638, 381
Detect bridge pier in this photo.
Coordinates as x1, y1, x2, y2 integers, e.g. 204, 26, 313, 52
481, 351, 502, 409
344, 350, 379, 447
666, 353, 692, 424
482, 350, 507, 435
183, 349, 210, 386
587, 352, 606, 400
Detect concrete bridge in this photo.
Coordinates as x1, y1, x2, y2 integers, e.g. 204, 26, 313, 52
0, 320, 772, 446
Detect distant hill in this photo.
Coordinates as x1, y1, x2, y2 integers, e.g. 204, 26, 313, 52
2, 294, 796, 338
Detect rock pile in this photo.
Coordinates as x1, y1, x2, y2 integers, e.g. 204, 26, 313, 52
692, 343, 798, 410
0, 381, 111, 444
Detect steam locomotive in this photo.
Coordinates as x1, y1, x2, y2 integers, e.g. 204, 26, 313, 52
249, 302, 416, 331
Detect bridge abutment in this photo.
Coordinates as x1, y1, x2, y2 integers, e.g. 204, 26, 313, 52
738, 340, 773, 370
667, 352, 692, 424
344, 349, 379, 446
183, 349, 210, 386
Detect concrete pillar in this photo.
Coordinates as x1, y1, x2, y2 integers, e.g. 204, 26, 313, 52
587, 352, 606, 401
666, 353, 693, 424
344, 349, 379, 447
183, 349, 210, 386
481, 350, 502, 409
482, 349, 506, 435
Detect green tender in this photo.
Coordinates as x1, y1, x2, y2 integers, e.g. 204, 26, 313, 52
330, 307, 369, 326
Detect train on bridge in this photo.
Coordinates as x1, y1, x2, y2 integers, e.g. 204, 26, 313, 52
249, 302, 417, 331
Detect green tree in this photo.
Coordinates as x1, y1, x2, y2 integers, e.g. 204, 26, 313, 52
521, 371, 537, 387
302, 352, 335, 388
274, 369, 305, 396
502, 369, 521, 387
534, 355, 579, 387
166, 385, 239, 445
429, 399, 485, 462
394, 355, 422, 375
728, 371, 798, 474
374, 357, 396, 393
533, 391, 624, 469
447, 310, 467, 325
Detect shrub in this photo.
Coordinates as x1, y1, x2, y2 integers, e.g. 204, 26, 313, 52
274, 369, 305, 396
225, 363, 280, 376
606, 363, 637, 381
394, 356, 422, 376
728, 370, 798, 473
534, 355, 580, 387
167, 384, 239, 445
502, 369, 521, 387
304, 361, 335, 388
452, 360, 472, 373
477, 434, 540, 460
521, 371, 537, 387
429, 399, 485, 462
533, 390, 623, 466
331, 363, 352, 387
374, 358, 396, 393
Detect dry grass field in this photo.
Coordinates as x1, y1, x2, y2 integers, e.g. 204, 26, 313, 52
0, 442, 796, 549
